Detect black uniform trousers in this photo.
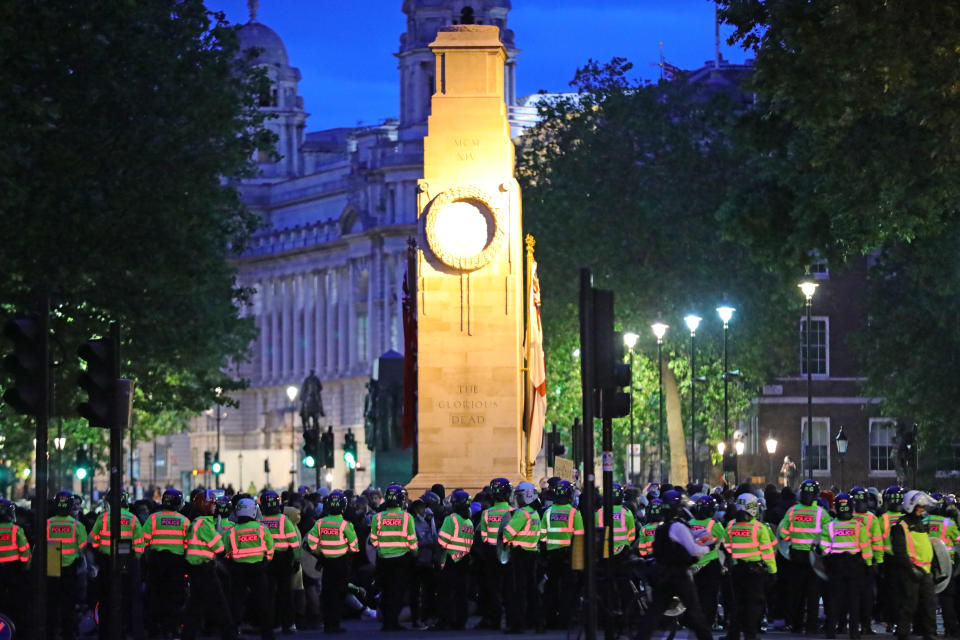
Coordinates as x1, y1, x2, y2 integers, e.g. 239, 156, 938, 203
438, 557, 469, 630
857, 564, 877, 634
635, 564, 714, 640
267, 550, 295, 631
182, 561, 237, 640
878, 560, 897, 626
376, 553, 411, 629
479, 544, 507, 628
694, 559, 722, 628
543, 547, 574, 629
825, 554, 863, 638
506, 549, 540, 631
48, 563, 79, 640
938, 573, 960, 636
229, 560, 274, 640
145, 549, 187, 635
320, 554, 351, 632
726, 562, 767, 640
0, 563, 28, 635
787, 552, 822, 633
896, 568, 936, 640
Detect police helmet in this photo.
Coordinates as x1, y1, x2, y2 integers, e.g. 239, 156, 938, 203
383, 484, 407, 509
736, 493, 759, 518
420, 491, 442, 512
327, 490, 347, 515
647, 498, 664, 522
489, 477, 513, 503
902, 490, 937, 515
235, 498, 258, 520
662, 489, 694, 520
105, 490, 130, 508
0, 498, 15, 523
883, 485, 905, 511
215, 495, 232, 518
260, 490, 281, 516
693, 495, 717, 520
799, 479, 820, 506
191, 490, 216, 516
554, 480, 574, 505
645, 482, 661, 500
611, 483, 625, 506
515, 482, 538, 507
834, 492, 854, 519
54, 490, 74, 515
161, 488, 184, 510
450, 489, 471, 517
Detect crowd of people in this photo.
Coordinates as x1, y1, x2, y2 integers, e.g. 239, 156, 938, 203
0, 476, 954, 640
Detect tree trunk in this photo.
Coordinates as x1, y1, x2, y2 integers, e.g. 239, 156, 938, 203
662, 363, 688, 484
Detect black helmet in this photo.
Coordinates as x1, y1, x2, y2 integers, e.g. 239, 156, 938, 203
215, 495, 232, 518
693, 495, 717, 520
106, 490, 130, 508
834, 492, 854, 519
647, 499, 664, 522
662, 489, 692, 519
799, 479, 820, 506
384, 483, 406, 508
884, 485, 905, 511
611, 483, 624, 506
421, 491, 442, 512
327, 490, 347, 515
450, 489, 471, 518
161, 488, 183, 510
260, 490, 281, 516
54, 490, 74, 515
0, 498, 15, 523
554, 480, 574, 505
489, 477, 513, 503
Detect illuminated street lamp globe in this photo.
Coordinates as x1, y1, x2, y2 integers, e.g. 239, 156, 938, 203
623, 332, 639, 350
684, 315, 702, 335
765, 435, 778, 455
717, 441, 726, 456
286, 385, 298, 403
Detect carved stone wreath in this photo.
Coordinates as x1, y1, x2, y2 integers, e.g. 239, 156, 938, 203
424, 186, 505, 271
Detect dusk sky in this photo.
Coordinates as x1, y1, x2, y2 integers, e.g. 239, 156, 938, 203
206, 1, 750, 131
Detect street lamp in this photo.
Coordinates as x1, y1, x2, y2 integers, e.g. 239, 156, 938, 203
652, 322, 669, 481
717, 305, 735, 441
835, 426, 848, 489
286, 385, 298, 491
799, 278, 819, 478
623, 332, 639, 482
684, 314, 702, 483
734, 435, 745, 486
214, 387, 224, 489
765, 434, 778, 484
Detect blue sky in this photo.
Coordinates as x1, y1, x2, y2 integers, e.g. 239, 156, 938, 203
206, 1, 750, 131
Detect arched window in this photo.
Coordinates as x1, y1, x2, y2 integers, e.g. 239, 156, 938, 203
460, 6, 475, 24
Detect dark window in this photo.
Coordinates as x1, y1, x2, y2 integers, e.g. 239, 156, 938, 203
869, 420, 895, 472
460, 7, 475, 24
802, 418, 829, 472
799, 317, 828, 375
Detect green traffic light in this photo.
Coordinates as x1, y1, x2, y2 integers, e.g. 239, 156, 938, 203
343, 451, 356, 470
303, 455, 316, 468
211, 460, 223, 474
75, 467, 88, 481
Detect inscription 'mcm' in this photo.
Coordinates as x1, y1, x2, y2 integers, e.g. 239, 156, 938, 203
454, 137, 480, 161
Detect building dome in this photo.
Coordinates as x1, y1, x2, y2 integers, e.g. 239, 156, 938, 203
237, 21, 290, 68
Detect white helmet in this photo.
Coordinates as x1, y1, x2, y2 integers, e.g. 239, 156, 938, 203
236, 498, 258, 519
515, 482, 537, 507
736, 493, 759, 518
902, 490, 937, 514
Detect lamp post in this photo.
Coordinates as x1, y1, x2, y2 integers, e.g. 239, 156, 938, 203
765, 434, 778, 485
717, 306, 735, 442
835, 426, 848, 489
652, 323, 669, 481
238, 452, 244, 492
799, 278, 819, 478
734, 436, 745, 487
623, 332, 639, 482
684, 314, 702, 483
286, 385, 298, 490
214, 387, 223, 489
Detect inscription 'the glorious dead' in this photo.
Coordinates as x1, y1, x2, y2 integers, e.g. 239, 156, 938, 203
437, 384, 498, 425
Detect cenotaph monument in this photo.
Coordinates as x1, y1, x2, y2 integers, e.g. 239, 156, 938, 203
407, 24, 524, 494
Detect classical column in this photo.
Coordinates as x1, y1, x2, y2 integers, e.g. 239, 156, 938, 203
314, 271, 326, 376
271, 279, 281, 381
293, 275, 304, 378
259, 282, 270, 383
285, 277, 295, 377
326, 270, 337, 373
303, 273, 315, 375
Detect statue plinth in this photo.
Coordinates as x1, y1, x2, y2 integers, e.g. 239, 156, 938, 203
407, 25, 524, 496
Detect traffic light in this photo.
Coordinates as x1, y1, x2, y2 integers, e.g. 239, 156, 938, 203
211, 457, 223, 475
203, 450, 212, 471
77, 338, 117, 428
75, 447, 91, 480
591, 290, 631, 419
2, 315, 47, 416
343, 429, 357, 470
321, 426, 335, 468
263, 458, 270, 473
302, 428, 319, 468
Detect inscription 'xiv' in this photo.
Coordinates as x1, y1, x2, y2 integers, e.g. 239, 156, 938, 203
454, 138, 480, 161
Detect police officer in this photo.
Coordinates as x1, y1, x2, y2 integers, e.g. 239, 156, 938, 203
924, 492, 960, 636
91, 490, 144, 639
182, 489, 236, 640
216, 494, 235, 532
502, 481, 542, 633
475, 477, 513, 630
260, 490, 301, 634
435, 489, 475, 631
821, 493, 872, 639
143, 487, 191, 637
305, 490, 357, 634
851, 486, 882, 636
369, 483, 418, 631
688, 494, 726, 628
638, 499, 664, 557
226, 497, 275, 640
540, 480, 583, 630
725, 493, 777, 640
0, 498, 31, 632
778, 478, 830, 634
596, 483, 637, 558
636, 489, 714, 640
879, 484, 905, 631
47, 491, 87, 640
891, 490, 937, 640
